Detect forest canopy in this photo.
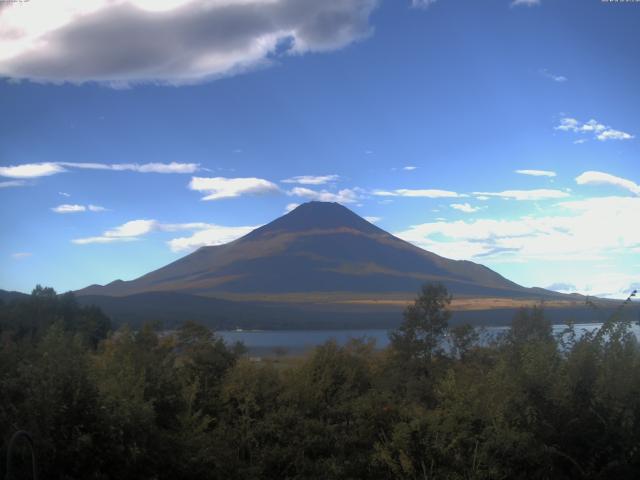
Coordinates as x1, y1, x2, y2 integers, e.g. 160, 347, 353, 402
1, 285, 640, 479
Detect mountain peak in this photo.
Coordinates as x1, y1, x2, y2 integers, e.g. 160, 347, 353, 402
291, 200, 343, 211
247, 201, 383, 237
76, 200, 544, 302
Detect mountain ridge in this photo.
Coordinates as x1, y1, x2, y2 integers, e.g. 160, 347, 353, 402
76, 201, 563, 301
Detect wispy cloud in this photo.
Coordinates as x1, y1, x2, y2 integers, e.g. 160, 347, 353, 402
0, 180, 28, 188
73, 219, 257, 252
596, 129, 634, 141
0, 163, 65, 178
11, 252, 32, 260
167, 225, 258, 252
58, 162, 200, 174
52, 203, 108, 213
285, 203, 300, 213
288, 187, 361, 204
540, 69, 566, 83
0, 162, 199, 178
576, 171, 640, 196
189, 176, 280, 201
411, 0, 437, 8
282, 175, 339, 185
0, 0, 378, 86
88, 204, 108, 212
364, 216, 381, 223
515, 169, 556, 177
547, 275, 640, 299
403, 166, 418, 171
73, 219, 157, 244
52, 204, 86, 214
373, 189, 463, 198
472, 189, 569, 201
556, 117, 634, 142
511, 0, 541, 7
59, 191, 71, 197
450, 203, 482, 213
546, 282, 577, 293
395, 196, 640, 264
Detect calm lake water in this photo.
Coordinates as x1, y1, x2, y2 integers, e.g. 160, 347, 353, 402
217, 323, 640, 356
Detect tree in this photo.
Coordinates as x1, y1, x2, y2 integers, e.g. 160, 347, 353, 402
174, 321, 242, 417
450, 323, 479, 360
509, 305, 552, 346
390, 283, 452, 362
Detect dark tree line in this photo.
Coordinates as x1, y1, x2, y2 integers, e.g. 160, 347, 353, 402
1, 284, 640, 479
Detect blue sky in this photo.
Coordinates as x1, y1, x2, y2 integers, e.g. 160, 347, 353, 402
1, 0, 639, 298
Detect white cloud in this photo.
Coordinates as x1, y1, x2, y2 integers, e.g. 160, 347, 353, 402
73, 218, 257, 251
546, 282, 576, 293
540, 69, 566, 82
59, 191, 71, 197
450, 203, 481, 213
57, 161, 200, 174
167, 225, 258, 252
282, 175, 339, 185
394, 196, 640, 264
0, 180, 28, 188
511, 0, 540, 6
364, 216, 381, 223
515, 169, 556, 177
189, 176, 279, 201
88, 204, 108, 212
411, 0, 436, 7
575, 171, 640, 196
285, 203, 300, 213
104, 219, 157, 238
288, 186, 361, 204
555, 117, 634, 142
556, 117, 580, 132
0, 162, 65, 178
547, 274, 639, 300
73, 219, 163, 244
403, 166, 418, 171
596, 129, 634, 141
52, 204, 87, 213
0, 161, 198, 179
117, 162, 197, 173
373, 188, 462, 198
159, 222, 212, 232
472, 189, 569, 201
52, 203, 108, 213
11, 252, 32, 260
0, 0, 377, 86
72, 236, 130, 245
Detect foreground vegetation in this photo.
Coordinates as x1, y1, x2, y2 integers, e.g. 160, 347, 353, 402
1, 284, 639, 479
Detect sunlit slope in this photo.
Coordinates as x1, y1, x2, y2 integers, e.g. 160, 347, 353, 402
76, 202, 561, 300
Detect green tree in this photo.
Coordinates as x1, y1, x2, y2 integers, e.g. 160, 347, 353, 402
390, 283, 452, 362
450, 323, 480, 360
174, 321, 241, 415
4, 323, 103, 479
508, 305, 552, 346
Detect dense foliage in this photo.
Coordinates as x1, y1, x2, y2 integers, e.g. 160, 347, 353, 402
1, 285, 640, 479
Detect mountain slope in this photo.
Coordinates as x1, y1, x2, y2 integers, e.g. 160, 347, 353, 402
76, 202, 558, 300
0, 289, 29, 303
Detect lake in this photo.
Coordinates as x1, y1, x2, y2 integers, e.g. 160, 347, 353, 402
217, 322, 640, 356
